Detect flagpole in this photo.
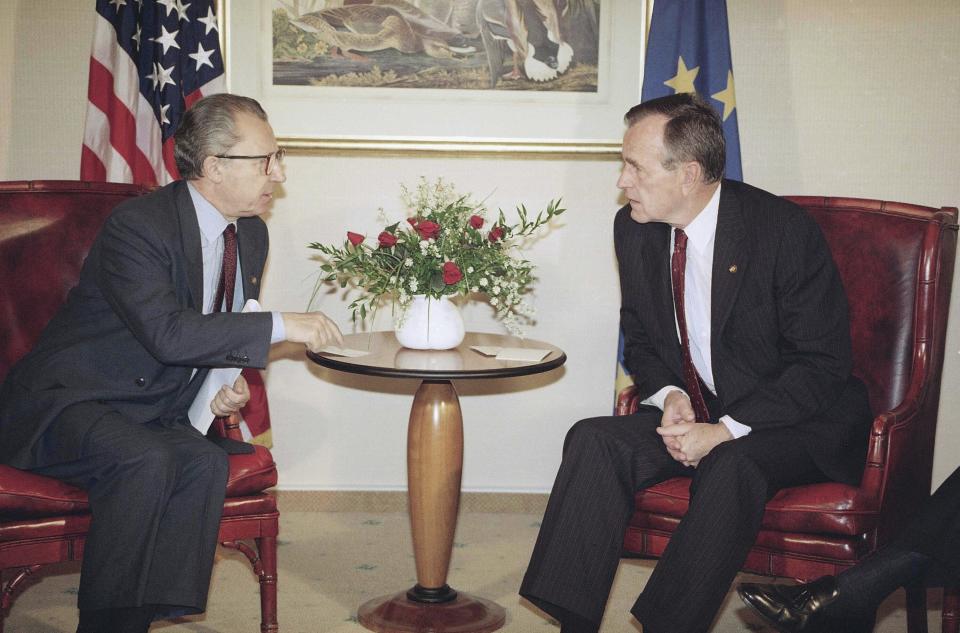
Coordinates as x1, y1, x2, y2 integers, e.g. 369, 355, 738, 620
217, 0, 229, 92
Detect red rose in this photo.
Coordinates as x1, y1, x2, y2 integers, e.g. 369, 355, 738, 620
347, 231, 365, 246
406, 217, 418, 227
416, 220, 441, 240
469, 215, 484, 229
377, 231, 398, 248
488, 226, 504, 242
442, 261, 463, 285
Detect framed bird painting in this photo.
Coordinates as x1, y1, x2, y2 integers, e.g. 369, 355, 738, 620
225, 0, 646, 155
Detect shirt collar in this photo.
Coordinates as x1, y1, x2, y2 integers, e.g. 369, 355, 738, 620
682, 182, 722, 250
187, 182, 232, 244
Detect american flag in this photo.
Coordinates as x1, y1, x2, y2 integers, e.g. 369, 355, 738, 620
81, 0, 274, 446
81, 0, 225, 186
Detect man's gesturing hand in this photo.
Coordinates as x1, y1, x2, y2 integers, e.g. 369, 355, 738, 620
282, 311, 344, 352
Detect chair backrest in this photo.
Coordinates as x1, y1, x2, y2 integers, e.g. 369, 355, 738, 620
786, 197, 957, 415
0, 180, 150, 383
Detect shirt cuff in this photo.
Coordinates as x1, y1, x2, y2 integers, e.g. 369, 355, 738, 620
641, 385, 687, 410
720, 415, 752, 438
270, 311, 286, 344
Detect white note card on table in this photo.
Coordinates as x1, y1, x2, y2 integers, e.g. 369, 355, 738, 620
188, 299, 260, 434
317, 345, 369, 358
470, 346, 550, 362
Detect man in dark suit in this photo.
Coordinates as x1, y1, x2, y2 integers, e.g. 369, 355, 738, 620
0, 94, 341, 633
738, 462, 960, 632
519, 93, 872, 633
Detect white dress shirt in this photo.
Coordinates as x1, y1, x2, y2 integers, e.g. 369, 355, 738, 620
188, 183, 285, 343
641, 184, 752, 438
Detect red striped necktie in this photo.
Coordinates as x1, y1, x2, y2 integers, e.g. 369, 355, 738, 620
213, 224, 237, 314
671, 228, 711, 423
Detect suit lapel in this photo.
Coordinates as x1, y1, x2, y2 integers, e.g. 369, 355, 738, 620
176, 182, 204, 310
711, 183, 748, 348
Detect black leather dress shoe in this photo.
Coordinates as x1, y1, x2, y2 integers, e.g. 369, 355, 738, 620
737, 576, 873, 633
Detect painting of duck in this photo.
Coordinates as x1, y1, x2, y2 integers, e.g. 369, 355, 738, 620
272, 0, 599, 91
291, 1, 476, 59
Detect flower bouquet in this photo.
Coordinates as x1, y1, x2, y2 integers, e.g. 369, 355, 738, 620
309, 178, 564, 345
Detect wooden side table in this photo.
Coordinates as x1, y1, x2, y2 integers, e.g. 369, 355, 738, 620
309, 332, 566, 633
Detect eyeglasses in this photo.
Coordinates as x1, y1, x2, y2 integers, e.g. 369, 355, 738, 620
215, 147, 286, 175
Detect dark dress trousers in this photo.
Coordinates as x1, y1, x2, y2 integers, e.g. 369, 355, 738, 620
520, 180, 873, 633
897, 464, 960, 584
0, 181, 274, 612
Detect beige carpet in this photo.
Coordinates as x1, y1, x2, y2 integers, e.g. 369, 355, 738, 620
3, 506, 942, 632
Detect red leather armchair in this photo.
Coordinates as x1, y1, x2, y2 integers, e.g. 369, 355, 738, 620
617, 196, 959, 633
0, 181, 280, 633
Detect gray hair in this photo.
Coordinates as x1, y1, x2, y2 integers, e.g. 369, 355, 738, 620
174, 93, 268, 180
624, 93, 726, 184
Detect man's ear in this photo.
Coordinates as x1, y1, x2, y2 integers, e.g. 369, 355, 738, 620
680, 161, 702, 194
202, 155, 223, 183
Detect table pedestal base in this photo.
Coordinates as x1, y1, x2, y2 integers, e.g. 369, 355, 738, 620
358, 588, 506, 633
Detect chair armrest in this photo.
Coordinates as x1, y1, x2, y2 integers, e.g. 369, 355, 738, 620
859, 394, 930, 513
209, 414, 244, 441
616, 385, 641, 416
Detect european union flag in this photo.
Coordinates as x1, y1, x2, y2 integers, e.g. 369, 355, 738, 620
642, 0, 742, 180
614, 0, 742, 406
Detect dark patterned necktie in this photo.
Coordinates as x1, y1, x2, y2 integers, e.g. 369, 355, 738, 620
671, 228, 711, 423
213, 224, 237, 314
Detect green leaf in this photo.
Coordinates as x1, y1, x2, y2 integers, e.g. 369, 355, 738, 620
430, 272, 445, 292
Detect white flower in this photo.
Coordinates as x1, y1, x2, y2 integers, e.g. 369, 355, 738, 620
409, 278, 419, 292
492, 286, 501, 295
479, 277, 488, 287
419, 241, 430, 252
467, 266, 474, 274
405, 258, 414, 267
471, 286, 479, 292
490, 297, 499, 306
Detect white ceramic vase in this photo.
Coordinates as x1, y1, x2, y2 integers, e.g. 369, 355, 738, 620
394, 295, 465, 350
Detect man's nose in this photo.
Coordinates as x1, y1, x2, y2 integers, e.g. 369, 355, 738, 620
271, 161, 287, 183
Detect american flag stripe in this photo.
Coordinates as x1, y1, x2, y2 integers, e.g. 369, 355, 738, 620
86, 57, 159, 184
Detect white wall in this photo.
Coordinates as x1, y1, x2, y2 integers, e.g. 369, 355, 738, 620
2, 0, 959, 492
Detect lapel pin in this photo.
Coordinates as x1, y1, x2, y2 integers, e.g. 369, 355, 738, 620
728, 264, 738, 273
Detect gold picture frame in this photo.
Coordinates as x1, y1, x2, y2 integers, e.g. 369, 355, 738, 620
219, 0, 645, 157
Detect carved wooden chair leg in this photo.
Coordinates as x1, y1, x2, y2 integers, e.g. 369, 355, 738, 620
1, 565, 44, 633
221, 539, 279, 633
943, 586, 960, 633
257, 536, 279, 633
906, 584, 929, 633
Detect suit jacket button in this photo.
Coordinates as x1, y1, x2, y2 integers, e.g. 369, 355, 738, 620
135, 377, 146, 387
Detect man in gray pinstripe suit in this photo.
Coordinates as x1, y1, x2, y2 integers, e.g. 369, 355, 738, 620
520, 93, 872, 633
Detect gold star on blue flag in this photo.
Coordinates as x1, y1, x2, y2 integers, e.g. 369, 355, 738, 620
614, 0, 743, 406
